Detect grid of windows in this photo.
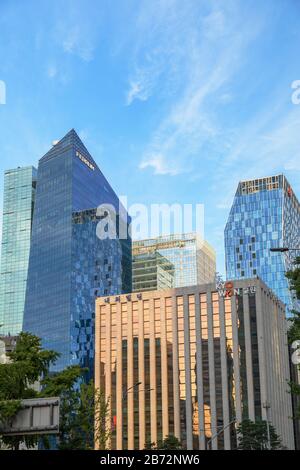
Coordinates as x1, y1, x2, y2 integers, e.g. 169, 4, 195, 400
133, 234, 216, 291
96, 280, 294, 450
70, 208, 131, 374
225, 175, 300, 314
200, 293, 211, 443
132, 252, 174, 292
23, 130, 131, 372
212, 292, 224, 449
0, 166, 37, 335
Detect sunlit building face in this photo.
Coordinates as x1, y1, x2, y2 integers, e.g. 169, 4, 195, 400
95, 278, 294, 450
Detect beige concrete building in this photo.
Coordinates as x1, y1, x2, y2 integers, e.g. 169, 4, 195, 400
95, 278, 295, 450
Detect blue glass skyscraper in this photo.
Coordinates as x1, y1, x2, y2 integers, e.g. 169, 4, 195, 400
23, 130, 131, 372
0, 166, 37, 335
225, 175, 300, 314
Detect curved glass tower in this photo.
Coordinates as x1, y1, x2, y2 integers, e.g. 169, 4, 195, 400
23, 129, 131, 372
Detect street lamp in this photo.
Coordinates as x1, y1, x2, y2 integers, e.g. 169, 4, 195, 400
270, 247, 300, 253
206, 418, 236, 450
125, 386, 154, 395
122, 381, 142, 400
270, 247, 289, 253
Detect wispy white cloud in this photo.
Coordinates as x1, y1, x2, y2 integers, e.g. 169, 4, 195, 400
46, 64, 57, 78
125, 1, 195, 105
126, 76, 153, 105
126, 81, 143, 105
211, 104, 300, 211
52, 0, 102, 62
126, 50, 166, 105
139, 153, 183, 176
131, 0, 265, 176
60, 25, 94, 61
45, 61, 71, 84
129, 0, 300, 193
218, 93, 233, 105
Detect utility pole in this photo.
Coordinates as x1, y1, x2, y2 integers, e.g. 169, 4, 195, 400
263, 402, 271, 450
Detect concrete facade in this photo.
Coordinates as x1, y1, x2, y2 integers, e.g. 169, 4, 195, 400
95, 278, 294, 450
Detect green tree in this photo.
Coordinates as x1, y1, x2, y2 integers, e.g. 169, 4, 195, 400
0, 333, 110, 450
41, 367, 110, 450
286, 257, 300, 301
93, 384, 111, 450
0, 332, 59, 450
41, 365, 85, 449
286, 256, 300, 344
145, 435, 182, 450
286, 257, 300, 423
237, 419, 282, 450
144, 440, 157, 450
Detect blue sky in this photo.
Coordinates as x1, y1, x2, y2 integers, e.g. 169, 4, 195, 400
0, 0, 300, 275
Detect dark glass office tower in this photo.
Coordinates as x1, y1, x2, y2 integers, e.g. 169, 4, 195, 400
23, 130, 131, 372
225, 175, 300, 314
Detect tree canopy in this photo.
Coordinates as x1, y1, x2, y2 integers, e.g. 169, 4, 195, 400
286, 258, 300, 424
145, 435, 182, 450
0, 332, 109, 450
237, 419, 283, 450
